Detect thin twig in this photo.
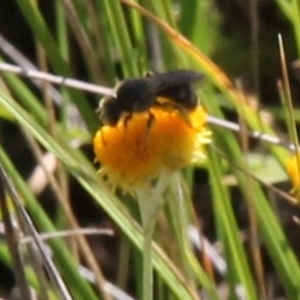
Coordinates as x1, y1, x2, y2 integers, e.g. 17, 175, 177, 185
0, 34, 62, 104
0, 62, 115, 96
207, 115, 297, 152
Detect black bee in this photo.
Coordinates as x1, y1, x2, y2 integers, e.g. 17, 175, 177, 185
97, 69, 203, 126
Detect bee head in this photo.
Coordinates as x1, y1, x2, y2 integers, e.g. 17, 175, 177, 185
97, 96, 123, 126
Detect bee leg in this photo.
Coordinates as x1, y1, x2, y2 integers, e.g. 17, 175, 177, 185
123, 113, 133, 129
178, 108, 194, 128
145, 111, 155, 136
100, 130, 107, 145
167, 103, 194, 128
159, 101, 194, 128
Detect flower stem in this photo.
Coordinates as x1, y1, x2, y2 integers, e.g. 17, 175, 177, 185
138, 198, 157, 300
142, 220, 155, 300
135, 176, 170, 300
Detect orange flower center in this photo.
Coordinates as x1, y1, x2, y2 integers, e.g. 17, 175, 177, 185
93, 106, 209, 189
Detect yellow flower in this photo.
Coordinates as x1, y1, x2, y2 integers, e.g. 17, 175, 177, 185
93, 105, 211, 193
286, 153, 300, 189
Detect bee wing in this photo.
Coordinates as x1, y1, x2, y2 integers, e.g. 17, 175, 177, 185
146, 70, 203, 95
